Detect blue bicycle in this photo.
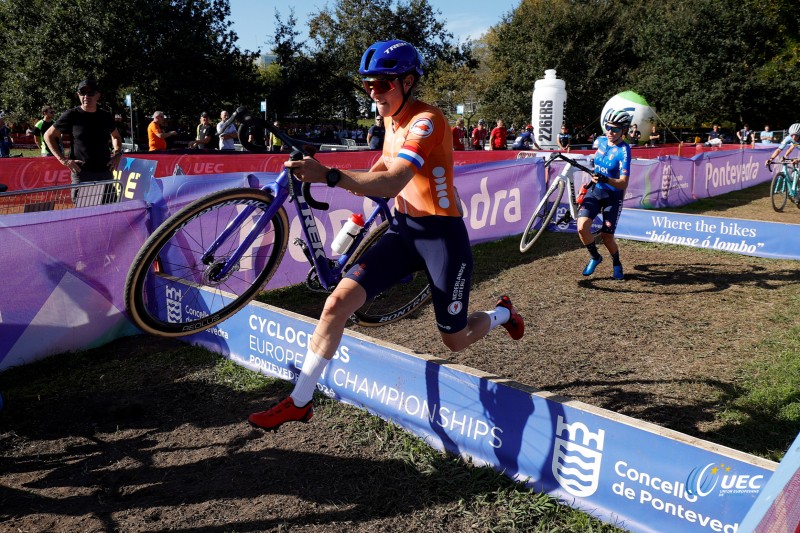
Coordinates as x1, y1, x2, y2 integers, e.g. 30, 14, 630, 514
125, 108, 431, 337
767, 157, 800, 212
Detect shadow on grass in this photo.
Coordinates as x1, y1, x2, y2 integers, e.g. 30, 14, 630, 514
579, 261, 800, 294
547, 375, 796, 461
0, 338, 619, 532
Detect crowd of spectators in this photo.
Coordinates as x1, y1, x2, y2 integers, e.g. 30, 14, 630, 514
1, 99, 793, 155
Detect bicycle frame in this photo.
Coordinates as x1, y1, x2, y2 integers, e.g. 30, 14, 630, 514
545, 152, 593, 226
780, 161, 800, 196
200, 166, 392, 291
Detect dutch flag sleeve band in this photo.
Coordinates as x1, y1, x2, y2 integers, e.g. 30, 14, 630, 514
398, 144, 425, 169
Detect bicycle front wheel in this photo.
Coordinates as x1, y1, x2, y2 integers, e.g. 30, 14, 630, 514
347, 220, 432, 326
770, 172, 788, 212
519, 179, 565, 252
125, 188, 289, 337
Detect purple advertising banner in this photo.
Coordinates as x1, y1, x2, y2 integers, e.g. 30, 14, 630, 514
0, 159, 543, 368
691, 150, 771, 200
175, 289, 777, 533
146, 159, 544, 289
0, 201, 147, 370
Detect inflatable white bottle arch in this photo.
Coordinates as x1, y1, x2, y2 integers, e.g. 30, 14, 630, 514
600, 91, 657, 143
531, 70, 657, 147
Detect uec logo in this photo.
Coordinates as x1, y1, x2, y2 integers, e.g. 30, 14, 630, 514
686, 463, 765, 497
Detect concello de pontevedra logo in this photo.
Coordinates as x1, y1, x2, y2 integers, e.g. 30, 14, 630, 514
552, 415, 605, 498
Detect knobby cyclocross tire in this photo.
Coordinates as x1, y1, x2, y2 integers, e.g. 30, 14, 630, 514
770, 172, 788, 212
519, 179, 565, 252
125, 188, 288, 337
346, 220, 432, 326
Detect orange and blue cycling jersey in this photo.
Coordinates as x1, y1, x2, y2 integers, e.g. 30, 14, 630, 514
382, 100, 461, 218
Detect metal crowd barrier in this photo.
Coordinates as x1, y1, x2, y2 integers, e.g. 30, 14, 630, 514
0, 181, 122, 215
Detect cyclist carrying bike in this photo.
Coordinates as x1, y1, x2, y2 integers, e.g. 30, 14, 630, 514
249, 40, 525, 431
577, 109, 632, 280
765, 123, 800, 167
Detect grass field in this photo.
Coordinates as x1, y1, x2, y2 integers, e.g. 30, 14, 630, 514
0, 179, 798, 532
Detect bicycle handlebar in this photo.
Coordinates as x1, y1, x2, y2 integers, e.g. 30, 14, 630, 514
766, 157, 798, 173
544, 152, 595, 175
225, 107, 330, 211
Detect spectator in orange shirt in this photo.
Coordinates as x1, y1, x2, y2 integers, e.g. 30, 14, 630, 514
148, 111, 176, 151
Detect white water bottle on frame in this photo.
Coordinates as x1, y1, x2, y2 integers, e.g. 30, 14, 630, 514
331, 213, 365, 255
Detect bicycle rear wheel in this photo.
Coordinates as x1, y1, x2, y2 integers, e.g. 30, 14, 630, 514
770, 172, 788, 212
347, 220, 432, 326
519, 179, 565, 252
125, 188, 288, 336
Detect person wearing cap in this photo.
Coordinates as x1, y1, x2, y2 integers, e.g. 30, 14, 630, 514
44, 78, 123, 204
557, 124, 572, 150
471, 118, 487, 150
148, 111, 176, 151
190, 112, 215, 150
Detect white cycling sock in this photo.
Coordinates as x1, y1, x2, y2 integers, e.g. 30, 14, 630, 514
290, 349, 329, 406
486, 307, 511, 331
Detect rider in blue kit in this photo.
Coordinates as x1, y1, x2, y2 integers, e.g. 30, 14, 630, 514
577, 109, 632, 280
765, 123, 800, 167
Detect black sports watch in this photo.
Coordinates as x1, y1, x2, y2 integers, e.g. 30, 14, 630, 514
326, 167, 341, 188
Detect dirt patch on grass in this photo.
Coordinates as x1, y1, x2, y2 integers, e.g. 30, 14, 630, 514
1, 181, 798, 532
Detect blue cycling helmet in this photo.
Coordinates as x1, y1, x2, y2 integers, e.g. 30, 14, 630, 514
359, 40, 424, 79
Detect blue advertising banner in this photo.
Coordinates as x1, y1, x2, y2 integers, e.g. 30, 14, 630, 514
616, 209, 800, 261
172, 287, 776, 533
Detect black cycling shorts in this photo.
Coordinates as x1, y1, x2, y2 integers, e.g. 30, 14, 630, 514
578, 186, 624, 234
345, 212, 472, 334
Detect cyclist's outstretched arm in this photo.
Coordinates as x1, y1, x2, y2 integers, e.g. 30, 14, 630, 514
285, 155, 414, 198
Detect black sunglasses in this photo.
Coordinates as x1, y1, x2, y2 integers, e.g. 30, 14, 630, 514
78, 89, 98, 96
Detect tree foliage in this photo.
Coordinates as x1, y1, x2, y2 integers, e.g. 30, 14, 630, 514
0, 0, 259, 130
477, 0, 799, 132
265, 0, 474, 122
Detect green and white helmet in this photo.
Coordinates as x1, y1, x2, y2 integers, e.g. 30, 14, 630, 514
604, 109, 632, 128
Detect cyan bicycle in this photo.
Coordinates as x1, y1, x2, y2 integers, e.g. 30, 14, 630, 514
125, 107, 431, 337
767, 157, 800, 212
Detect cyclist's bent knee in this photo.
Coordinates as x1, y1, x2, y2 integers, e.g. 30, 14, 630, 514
322, 280, 366, 320
441, 333, 467, 352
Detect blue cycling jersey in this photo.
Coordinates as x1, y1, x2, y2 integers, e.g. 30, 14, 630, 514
777, 135, 800, 153
592, 136, 631, 192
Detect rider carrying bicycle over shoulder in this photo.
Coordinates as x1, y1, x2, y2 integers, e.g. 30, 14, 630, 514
577, 109, 632, 280
249, 40, 525, 431
765, 123, 800, 167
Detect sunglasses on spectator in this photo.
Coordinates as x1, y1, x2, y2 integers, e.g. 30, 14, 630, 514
78, 89, 98, 96
604, 124, 623, 133
362, 78, 397, 95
